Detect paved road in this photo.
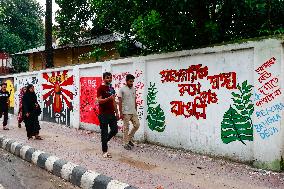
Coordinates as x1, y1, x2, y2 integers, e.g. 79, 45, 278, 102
0, 148, 78, 189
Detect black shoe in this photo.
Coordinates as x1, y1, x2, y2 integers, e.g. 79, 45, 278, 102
124, 144, 132, 150
128, 141, 134, 147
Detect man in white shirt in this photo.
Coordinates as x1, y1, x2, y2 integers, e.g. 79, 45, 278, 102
118, 74, 140, 150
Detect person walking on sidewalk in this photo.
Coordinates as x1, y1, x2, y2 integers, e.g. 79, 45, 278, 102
97, 72, 119, 158
118, 74, 140, 150
17, 87, 27, 128
23, 84, 42, 140
0, 83, 10, 130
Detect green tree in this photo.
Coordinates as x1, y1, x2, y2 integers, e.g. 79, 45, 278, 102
56, 0, 284, 55
0, 0, 44, 72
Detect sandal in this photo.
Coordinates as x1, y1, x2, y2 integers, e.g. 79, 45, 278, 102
35, 136, 43, 140
102, 152, 112, 158
3, 127, 9, 130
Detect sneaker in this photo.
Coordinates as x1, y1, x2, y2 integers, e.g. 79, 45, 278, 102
124, 144, 132, 150
128, 141, 134, 147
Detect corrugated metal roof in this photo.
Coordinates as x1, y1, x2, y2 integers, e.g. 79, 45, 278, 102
13, 33, 122, 55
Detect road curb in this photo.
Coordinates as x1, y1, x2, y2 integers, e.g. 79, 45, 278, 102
0, 135, 137, 189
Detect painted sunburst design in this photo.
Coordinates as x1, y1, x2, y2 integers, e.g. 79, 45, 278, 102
42, 70, 74, 114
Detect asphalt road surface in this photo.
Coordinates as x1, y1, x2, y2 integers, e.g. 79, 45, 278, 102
0, 148, 78, 189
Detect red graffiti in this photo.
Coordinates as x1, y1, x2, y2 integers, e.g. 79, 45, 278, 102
255, 57, 281, 106
198, 90, 218, 104
178, 83, 201, 96
170, 100, 207, 119
256, 88, 281, 106
160, 64, 208, 83
161, 64, 238, 120
42, 70, 74, 113
257, 71, 272, 83
255, 57, 276, 74
207, 72, 237, 89
258, 77, 279, 95
80, 77, 102, 125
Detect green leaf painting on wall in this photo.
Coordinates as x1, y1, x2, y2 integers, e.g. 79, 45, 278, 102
221, 80, 254, 145
147, 82, 166, 132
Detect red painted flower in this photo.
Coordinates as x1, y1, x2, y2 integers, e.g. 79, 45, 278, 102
42, 70, 74, 113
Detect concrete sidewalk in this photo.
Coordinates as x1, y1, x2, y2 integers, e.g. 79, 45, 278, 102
1, 115, 284, 189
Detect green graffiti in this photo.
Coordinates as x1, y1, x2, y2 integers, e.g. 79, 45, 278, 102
221, 80, 254, 145
147, 82, 166, 132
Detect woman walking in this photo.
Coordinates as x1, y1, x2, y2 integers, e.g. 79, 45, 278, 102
23, 84, 42, 140
17, 87, 26, 128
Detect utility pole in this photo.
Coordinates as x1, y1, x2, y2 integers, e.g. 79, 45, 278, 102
45, 0, 53, 68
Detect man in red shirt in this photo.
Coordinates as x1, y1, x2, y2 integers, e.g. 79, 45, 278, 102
97, 72, 119, 158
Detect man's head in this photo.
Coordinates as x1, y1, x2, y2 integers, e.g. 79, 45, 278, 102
103, 72, 112, 85
1, 83, 7, 92
126, 74, 135, 88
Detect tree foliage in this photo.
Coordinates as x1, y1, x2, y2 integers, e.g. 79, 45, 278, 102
0, 0, 44, 72
56, 0, 284, 55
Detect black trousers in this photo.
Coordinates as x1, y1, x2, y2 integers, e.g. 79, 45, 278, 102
98, 114, 118, 152
0, 110, 8, 127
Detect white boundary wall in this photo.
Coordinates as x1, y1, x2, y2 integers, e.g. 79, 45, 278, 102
1, 38, 283, 171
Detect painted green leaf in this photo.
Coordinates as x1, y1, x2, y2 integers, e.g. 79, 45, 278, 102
237, 84, 242, 91
221, 80, 254, 145
221, 106, 252, 145
243, 93, 252, 101
248, 108, 254, 116
147, 82, 166, 132
246, 104, 253, 110
233, 98, 242, 104
235, 104, 245, 110
232, 92, 241, 98
242, 80, 248, 89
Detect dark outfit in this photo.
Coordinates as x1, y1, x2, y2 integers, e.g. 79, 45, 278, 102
97, 85, 118, 152
0, 91, 10, 127
22, 91, 41, 138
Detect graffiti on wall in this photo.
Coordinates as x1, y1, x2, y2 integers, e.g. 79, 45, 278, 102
42, 70, 74, 126
16, 76, 40, 100
15, 76, 40, 116
147, 82, 166, 132
254, 57, 282, 140
221, 80, 254, 145
112, 70, 145, 129
255, 57, 281, 106
80, 77, 102, 125
160, 64, 236, 120
0, 78, 14, 113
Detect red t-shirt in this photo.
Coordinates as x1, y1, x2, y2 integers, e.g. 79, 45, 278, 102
97, 85, 115, 115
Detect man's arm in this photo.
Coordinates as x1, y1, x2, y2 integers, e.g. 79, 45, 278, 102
7, 93, 10, 108
97, 95, 113, 104
97, 86, 113, 104
135, 96, 137, 111
135, 89, 137, 111
118, 97, 123, 118
113, 98, 119, 118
